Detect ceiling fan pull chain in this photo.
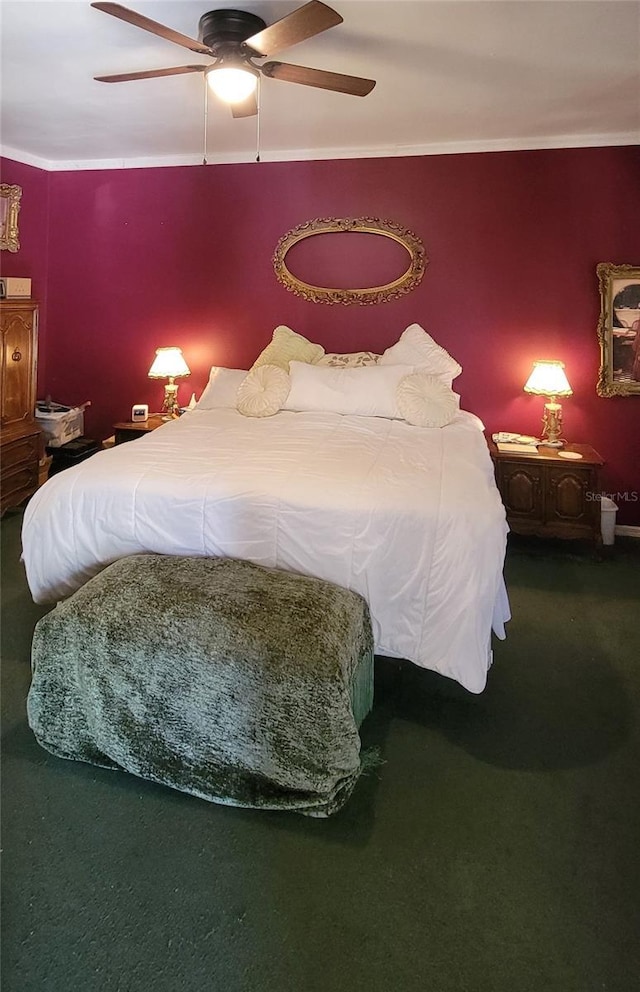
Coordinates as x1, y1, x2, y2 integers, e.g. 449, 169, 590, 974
256, 76, 261, 163
203, 75, 209, 166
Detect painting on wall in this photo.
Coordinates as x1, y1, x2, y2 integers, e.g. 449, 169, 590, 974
0, 183, 21, 253
597, 262, 640, 397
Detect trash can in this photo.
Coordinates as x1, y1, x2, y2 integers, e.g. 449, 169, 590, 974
600, 496, 618, 545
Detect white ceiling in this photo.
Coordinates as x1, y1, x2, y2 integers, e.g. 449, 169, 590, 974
1, 0, 639, 170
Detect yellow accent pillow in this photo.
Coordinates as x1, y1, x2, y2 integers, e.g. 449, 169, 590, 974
251, 325, 324, 372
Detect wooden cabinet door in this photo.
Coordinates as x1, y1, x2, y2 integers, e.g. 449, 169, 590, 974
0, 304, 38, 433
545, 466, 599, 536
498, 461, 544, 522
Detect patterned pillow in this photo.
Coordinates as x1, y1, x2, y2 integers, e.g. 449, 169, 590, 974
317, 351, 381, 368
396, 372, 459, 427
236, 365, 291, 418
251, 325, 324, 372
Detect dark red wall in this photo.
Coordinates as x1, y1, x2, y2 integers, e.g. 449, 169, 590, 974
2, 148, 639, 523
0, 158, 50, 382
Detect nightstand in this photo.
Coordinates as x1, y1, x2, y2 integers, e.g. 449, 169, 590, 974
113, 415, 167, 445
488, 440, 604, 545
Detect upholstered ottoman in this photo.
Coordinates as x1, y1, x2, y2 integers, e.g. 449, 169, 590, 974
27, 555, 374, 816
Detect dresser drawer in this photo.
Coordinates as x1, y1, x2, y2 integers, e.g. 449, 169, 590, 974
0, 463, 38, 514
1, 433, 39, 472
1, 432, 40, 515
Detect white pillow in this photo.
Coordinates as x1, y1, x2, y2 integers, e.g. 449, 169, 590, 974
196, 367, 248, 409
284, 362, 416, 419
380, 324, 462, 384
317, 351, 380, 368
236, 364, 291, 418
396, 373, 460, 427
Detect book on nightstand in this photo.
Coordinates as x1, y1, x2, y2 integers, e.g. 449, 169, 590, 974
496, 442, 539, 454
492, 433, 540, 454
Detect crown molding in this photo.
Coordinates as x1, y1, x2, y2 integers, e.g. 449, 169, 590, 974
0, 145, 53, 171
2, 132, 638, 172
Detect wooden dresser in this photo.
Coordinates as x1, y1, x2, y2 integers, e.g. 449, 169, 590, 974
1, 300, 40, 515
488, 439, 604, 545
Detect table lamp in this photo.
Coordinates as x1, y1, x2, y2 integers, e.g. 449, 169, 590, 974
523, 360, 572, 448
148, 347, 190, 418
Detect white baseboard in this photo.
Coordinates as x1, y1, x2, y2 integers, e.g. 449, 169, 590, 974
615, 525, 640, 538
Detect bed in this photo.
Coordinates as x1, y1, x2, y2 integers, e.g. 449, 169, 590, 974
22, 404, 509, 694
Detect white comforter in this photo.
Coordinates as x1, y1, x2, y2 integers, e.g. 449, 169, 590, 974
22, 408, 510, 693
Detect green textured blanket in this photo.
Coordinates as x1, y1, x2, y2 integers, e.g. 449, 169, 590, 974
27, 555, 374, 816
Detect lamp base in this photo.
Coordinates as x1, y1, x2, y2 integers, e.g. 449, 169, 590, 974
162, 380, 180, 418
541, 400, 565, 449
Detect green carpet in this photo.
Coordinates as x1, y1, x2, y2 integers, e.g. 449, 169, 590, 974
2, 511, 639, 992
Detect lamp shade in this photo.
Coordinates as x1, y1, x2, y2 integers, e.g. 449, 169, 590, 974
148, 347, 190, 379
523, 360, 572, 397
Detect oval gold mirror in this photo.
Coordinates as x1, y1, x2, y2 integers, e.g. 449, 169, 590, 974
273, 217, 427, 305
0, 184, 22, 253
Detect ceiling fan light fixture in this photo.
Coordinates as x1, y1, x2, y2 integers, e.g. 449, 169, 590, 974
206, 66, 258, 104
92, 4, 377, 107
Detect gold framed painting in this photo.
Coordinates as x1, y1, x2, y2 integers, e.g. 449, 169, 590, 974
0, 184, 22, 253
596, 262, 640, 397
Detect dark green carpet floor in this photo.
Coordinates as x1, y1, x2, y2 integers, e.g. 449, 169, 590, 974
2, 509, 639, 992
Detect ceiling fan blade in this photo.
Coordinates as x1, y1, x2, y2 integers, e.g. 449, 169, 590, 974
91, 3, 211, 56
262, 62, 376, 97
244, 1, 342, 58
95, 65, 207, 83
231, 92, 259, 118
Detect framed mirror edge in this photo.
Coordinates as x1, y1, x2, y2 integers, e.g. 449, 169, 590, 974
596, 261, 640, 397
0, 183, 22, 254
273, 216, 427, 305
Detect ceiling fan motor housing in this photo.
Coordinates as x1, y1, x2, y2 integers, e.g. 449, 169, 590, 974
198, 9, 267, 54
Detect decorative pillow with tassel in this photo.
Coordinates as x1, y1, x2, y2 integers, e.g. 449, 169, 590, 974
236, 364, 291, 418
396, 373, 460, 427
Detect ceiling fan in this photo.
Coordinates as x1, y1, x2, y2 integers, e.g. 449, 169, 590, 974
92, 1, 376, 119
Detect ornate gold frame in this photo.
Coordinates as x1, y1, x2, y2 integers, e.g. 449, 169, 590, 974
0, 184, 22, 253
273, 217, 427, 305
596, 262, 640, 397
